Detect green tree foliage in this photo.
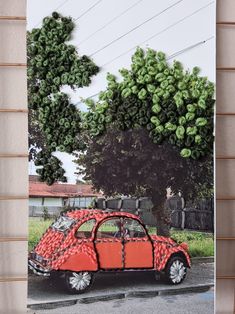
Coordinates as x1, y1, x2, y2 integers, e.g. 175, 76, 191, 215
27, 12, 99, 184
82, 48, 214, 159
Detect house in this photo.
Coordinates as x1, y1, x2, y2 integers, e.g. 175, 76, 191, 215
29, 176, 103, 209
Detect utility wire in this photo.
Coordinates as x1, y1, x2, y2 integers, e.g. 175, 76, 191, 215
79, 0, 144, 45
89, 0, 184, 57
74, 0, 103, 21
142, 1, 214, 45
102, 1, 214, 67
167, 36, 214, 60
33, 0, 71, 28
77, 35, 214, 104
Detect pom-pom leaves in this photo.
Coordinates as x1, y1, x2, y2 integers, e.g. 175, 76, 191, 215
28, 12, 99, 184
83, 47, 214, 159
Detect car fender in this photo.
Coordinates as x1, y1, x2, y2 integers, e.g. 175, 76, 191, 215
51, 243, 98, 272
154, 242, 191, 271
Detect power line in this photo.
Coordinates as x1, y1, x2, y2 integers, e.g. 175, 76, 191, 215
33, 0, 71, 28
102, 1, 214, 67
74, 0, 103, 21
89, 0, 184, 57
79, 0, 144, 45
142, 1, 214, 45
76, 35, 214, 104
167, 36, 214, 60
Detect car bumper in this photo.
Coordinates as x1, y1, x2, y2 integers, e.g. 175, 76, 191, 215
28, 259, 51, 277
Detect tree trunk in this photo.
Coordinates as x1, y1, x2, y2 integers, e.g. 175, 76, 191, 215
151, 194, 171, 237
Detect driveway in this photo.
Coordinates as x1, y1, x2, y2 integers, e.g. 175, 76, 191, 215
28, 262, 214, 310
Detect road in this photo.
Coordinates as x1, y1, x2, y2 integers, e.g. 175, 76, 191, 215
28, 262, 214, 308
28, 289, 214, 314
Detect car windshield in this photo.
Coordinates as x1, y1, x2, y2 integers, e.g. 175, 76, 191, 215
51, 216, 76, 232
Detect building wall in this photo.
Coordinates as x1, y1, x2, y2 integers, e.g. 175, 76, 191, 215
29, 197, 42, 206
44, 197, 63, 207
0, 1, 28, 313
29, 196, 95, 209
29, 197, 63, 207
216, 0, 235, 313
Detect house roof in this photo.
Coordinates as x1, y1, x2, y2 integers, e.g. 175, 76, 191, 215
29, 181, 102, 198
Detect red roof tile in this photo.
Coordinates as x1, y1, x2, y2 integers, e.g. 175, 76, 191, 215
29, 181, 103, 198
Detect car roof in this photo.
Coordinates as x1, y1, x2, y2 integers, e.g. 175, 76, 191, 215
65, 209, 141, 223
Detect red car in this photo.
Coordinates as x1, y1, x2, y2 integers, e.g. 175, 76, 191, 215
29, 209, 191, 293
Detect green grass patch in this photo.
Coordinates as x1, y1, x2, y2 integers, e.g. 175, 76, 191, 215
170, 230, 214, 257
28, 218, 53, 251
28, 218, 214, 257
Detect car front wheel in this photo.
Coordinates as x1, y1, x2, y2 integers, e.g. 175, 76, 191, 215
65, 271, 93, 294
164, 256, 187, 285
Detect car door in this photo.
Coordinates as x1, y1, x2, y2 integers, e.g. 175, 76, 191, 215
123, 218, 154, 269
95, 217, 124, 269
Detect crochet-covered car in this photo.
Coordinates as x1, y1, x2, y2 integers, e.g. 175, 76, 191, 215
29, 209, 190, 293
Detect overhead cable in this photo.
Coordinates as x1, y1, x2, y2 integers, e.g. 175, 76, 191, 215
89, 0, 184, 57
79, 0, 144, 45
103, 1, 214, 66
33, 0, 71, 28
102, 1, 214, 67
75, 0, 103, 21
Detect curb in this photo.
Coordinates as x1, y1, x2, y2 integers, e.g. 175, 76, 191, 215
191, 257, 214, 264
28, 283, 214, 310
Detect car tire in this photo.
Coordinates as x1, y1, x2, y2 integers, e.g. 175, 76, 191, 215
164, 256, 187, 285
65, 271, 94, 294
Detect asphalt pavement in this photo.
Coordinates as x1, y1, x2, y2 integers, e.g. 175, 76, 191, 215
28, 261, 214, 311
28, 288, 214, 314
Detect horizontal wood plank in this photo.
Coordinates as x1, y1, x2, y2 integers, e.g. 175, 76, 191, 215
0, 277, 27, 283
0, 237, 27, 242
217, 67, 235, 71
0, 154, 28, 158
217, 22, 235, 25
216, 197, 235, 201
0, 109, 28, 113
0, 63, 26, 67
0, 16, 26, 21
0, 196, 28, 201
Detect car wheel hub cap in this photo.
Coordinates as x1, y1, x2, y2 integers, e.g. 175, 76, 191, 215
69, 272, 91, 290
170, 260, 186, 283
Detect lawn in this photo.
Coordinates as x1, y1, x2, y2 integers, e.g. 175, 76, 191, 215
28, 217, 214, 257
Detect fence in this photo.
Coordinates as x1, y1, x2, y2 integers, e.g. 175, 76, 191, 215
95, 197, 214, 232
29, 196, 214, 232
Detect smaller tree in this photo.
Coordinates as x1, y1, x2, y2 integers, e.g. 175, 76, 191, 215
27, 12, 99, 184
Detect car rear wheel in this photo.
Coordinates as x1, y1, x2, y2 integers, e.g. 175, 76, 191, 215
65, 271, 93, 294
164, 256, 187, 285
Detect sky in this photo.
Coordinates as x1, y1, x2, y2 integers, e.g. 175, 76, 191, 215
27, 0, 216, 183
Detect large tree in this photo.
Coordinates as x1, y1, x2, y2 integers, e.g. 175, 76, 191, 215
77, 128, 213, 236
27, 12, 99, 184
76, 47, 214, 236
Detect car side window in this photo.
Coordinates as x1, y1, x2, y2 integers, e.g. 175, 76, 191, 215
123, 218, 147, 238
96, 218, 122, 239
75, 219, 96, 239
